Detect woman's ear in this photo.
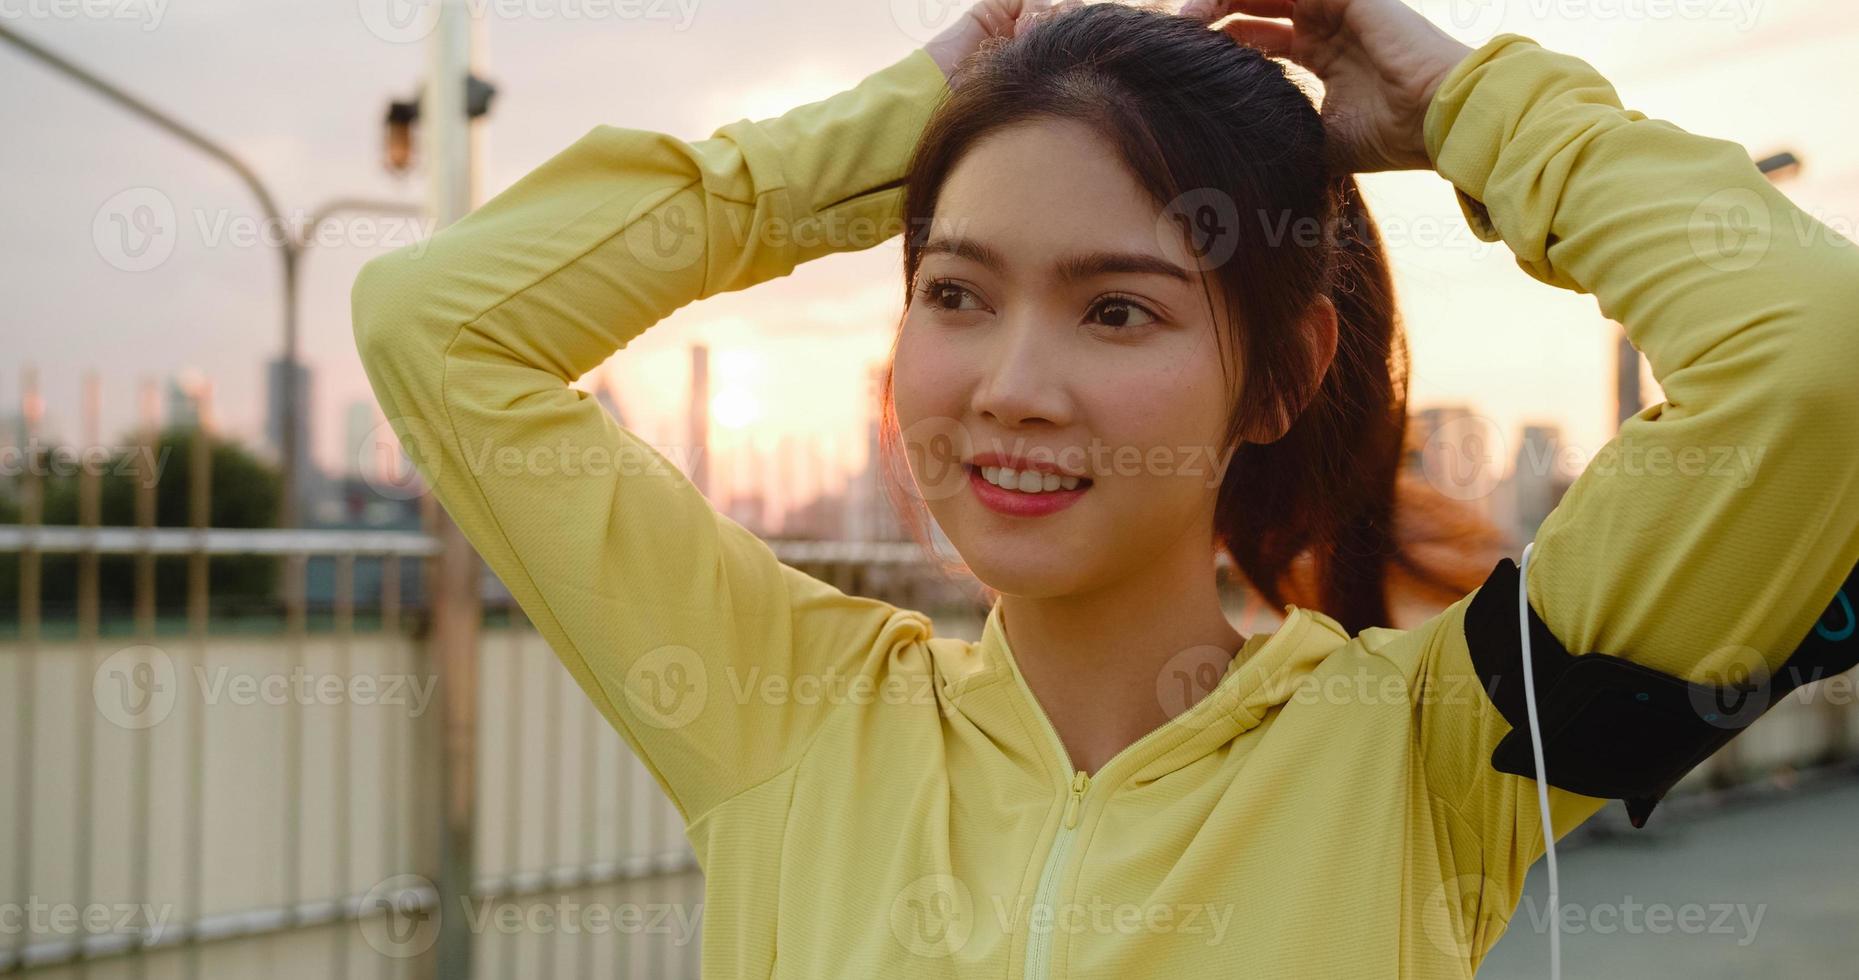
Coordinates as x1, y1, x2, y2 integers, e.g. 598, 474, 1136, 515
1304, 291, 1340, 390
1242, 295, 1340, 444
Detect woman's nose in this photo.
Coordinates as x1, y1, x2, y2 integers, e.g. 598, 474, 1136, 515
969, 313, 1072, 429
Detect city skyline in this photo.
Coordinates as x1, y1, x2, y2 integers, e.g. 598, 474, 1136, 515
5, 348, 1577, 547
6, 0, 1855, 537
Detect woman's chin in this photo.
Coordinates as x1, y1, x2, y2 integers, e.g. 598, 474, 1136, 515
959, 545, 1090, 600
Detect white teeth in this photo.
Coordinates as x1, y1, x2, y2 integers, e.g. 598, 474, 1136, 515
979, 465, 1086, 494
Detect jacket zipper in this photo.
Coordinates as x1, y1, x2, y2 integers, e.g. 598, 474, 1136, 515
1024, 768, 1090, 980
1000, 612, 1259, 979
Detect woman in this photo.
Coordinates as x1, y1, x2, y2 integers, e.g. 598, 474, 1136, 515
352, 0, 1859, 975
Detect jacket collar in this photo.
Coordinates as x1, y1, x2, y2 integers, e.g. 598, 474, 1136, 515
933, 597, 1354, 790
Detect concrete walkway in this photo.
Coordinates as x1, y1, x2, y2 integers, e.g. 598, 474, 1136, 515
1479, 777, 1859, 978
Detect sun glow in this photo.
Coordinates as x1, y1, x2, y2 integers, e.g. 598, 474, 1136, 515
712, 386, 763, 430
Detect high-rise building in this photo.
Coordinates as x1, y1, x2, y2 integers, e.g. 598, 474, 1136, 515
1615, 324, 1643, 427
343, 399, 378, 479
724, 436, 770, 535
165, 370, 205, 430
591, 370, 629, 429
1508, 423, 1573, 540
1405, 403, 1501, 519
267, 356, 330, 523
726, 493, 769, 535
847, 363, 907, 542
689, 344, 710, 499
776, 434, 801, 532
266, 357, 311, 468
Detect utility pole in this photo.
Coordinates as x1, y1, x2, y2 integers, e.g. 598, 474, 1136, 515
424, 3, 486, 976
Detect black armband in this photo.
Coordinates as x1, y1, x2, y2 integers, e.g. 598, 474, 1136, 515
1460, 555, 1859, 829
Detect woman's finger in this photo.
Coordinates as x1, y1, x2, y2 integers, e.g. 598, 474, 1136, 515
1224, 0, 1297, 17
1179, 0, 1224, 21
967, 1, 1012, 39
1221, 16, 1296, 57
1014, 0, 1046, 36
1184, 0, 1296, 24
1013, 0, 1081, 37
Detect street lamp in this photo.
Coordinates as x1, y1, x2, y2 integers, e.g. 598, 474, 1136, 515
0, 23, 322, 528
1756, 150, 1802, 182
382, 74, 496, 176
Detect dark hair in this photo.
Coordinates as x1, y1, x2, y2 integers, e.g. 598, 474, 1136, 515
878, 1, 1506, 634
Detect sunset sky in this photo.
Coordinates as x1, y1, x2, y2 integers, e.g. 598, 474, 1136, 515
4, 0, 1855, 518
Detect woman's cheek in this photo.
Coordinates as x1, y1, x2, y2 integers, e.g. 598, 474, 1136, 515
892, 319, 961, 420
1085, 375, 1229, 528
890, 322, 972, 512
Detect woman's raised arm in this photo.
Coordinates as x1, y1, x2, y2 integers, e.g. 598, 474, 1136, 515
1385, 31, 1858, 949
1196, 0, 1859, 952
349, 47, 951, 827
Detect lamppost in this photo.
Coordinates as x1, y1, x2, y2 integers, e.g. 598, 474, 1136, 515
0, 22, 309, 521
383, 74, 496, 175
0, 23, 430, 535
278, 197, 427, 528
389, 5, 494, 977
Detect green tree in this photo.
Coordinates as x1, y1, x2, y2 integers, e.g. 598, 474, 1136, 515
1, 426, 281, 621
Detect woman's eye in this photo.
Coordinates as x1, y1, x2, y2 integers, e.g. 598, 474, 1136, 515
918, 278, 986, 313
1089, 296, 1159, 330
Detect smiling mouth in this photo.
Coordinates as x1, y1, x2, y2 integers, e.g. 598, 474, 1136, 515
964, 464, 1093, 519
969, 463, 1093, 494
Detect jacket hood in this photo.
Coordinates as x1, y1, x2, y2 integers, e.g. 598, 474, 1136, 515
927, 598, 1357, 789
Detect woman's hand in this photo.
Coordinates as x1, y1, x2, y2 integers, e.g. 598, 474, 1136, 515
923, 0, 1085, 89
1181, 0, 1475, 173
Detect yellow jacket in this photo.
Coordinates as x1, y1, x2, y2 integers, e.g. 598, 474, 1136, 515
351, 32, 1859, 978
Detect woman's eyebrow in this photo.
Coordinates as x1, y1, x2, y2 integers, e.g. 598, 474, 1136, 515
1055, 249, 1193, 284
920, 236, 1192, 284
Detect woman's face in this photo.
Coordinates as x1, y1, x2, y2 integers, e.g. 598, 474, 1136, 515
892, 117, 1240, 598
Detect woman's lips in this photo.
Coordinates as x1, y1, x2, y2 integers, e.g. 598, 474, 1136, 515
966, 464, 1090, 518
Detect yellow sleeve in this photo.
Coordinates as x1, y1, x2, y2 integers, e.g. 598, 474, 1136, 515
349, 48, 951, 825
1371, 32, 1859, 936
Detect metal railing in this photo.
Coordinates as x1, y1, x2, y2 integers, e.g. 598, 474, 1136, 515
0, 521, 717, 978
0, 507, 995, 978
1, 367, 713, 977
3, 375, 1852, 978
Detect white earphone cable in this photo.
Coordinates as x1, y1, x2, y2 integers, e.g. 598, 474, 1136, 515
1517, 541, 1560, 980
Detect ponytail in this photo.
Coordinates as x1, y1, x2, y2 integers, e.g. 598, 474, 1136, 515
1214, 176, 1508, 634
